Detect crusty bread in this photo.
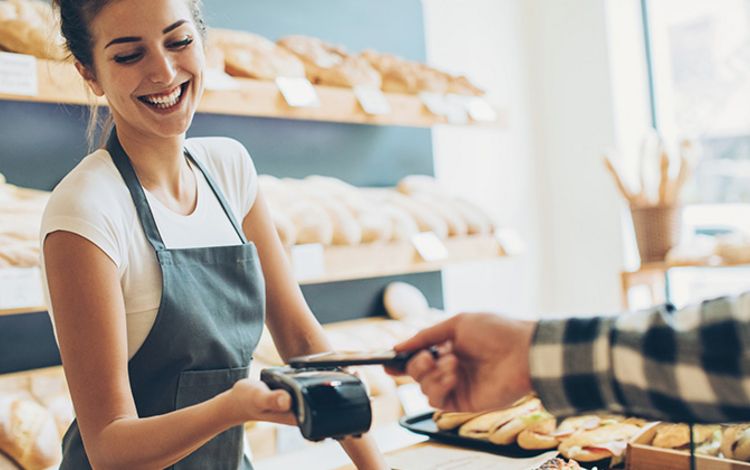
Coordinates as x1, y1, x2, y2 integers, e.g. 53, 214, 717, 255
278, 35, 381, 88
0, 396, 61, 470
0, 0, 66, 60
208, 28, 305, 80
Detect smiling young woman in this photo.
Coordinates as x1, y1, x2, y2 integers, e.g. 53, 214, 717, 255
42, 1, 387, 468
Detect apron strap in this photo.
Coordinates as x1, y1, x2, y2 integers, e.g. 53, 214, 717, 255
184, 148, 249, 244
107, 129, 167, 252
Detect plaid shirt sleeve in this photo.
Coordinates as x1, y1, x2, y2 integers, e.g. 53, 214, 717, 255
528, 291, 750, 423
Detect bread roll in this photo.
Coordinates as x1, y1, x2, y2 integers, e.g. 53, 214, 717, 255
380, 204, 419, 242
307, 195, 361, 246
721, 425, 750, 461
383, 191, 448, 239
458, 398, 541, 440
0, 397, 61, 470
284, 200, 334, 245
517, 415, 558, 450
278, 35, 381, 88
410, 192, 468, 237
433, 411, 484, 431
383, 282, 429, 320
208, 28, 305, 80
651, 423, 720, 450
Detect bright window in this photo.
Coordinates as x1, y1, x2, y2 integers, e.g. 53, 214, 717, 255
646, 0, 750, 204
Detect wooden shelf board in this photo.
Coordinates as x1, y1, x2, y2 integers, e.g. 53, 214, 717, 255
0, 306, 46, 317
296, 234, 506, 285
0, 58, 505, 129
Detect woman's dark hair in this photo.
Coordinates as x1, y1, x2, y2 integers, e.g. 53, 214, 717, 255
51, 0, 207, 149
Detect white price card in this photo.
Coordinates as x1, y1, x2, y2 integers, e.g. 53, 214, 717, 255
411, 232, 448, 262
420, 92, 468, 124
275, 76, 320, 108
354, 85, 391, 115
203, 68, 240, 91
290, 243, 326, 281
465, 96, 498, 122
0, 52, 37, 97
0, 267, 44, 310
494, 228, 525, 255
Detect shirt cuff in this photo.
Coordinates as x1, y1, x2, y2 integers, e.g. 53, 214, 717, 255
529, 317, 622, 417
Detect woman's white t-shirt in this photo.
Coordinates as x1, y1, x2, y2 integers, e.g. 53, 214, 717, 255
40, 137, 258, 359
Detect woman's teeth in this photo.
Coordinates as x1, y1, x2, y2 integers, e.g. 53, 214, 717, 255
141, 84, 184, 108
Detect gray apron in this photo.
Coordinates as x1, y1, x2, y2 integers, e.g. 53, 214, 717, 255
60, 130, 265, 469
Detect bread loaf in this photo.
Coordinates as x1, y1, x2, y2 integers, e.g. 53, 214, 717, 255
0, 396, 61, 470
383, 282, 429, 320
278, 35, 381, 88
208, 28, 305, 80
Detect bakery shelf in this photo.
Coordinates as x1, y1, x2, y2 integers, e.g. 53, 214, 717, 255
0, 306, 47, 317
0, 57, 505, 129
293, 233, 507, 284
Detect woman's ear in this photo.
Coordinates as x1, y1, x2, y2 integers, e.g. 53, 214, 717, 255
75, 61, 104, 97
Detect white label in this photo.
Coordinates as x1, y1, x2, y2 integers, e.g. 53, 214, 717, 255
420, 92, 468, 124
411, 232, 448, 262
354, 85, 391, 115
275, 76, 320, 108
203, 68, 240, 91
290, 243, 326, 281
0, 52, 37, 96
419, 92, 449, 116
0, 267, 44, 309
494, 228, 525, 255
466, 96, 498, 122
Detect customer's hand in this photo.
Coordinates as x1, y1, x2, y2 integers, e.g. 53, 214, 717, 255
392, 313, 536, 412
230, 378, 296, 425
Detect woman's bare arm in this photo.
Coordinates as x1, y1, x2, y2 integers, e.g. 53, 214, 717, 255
45, 231, 292, 470
243, 190, 387, 469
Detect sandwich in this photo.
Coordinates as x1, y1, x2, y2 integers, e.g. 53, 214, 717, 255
652, 423, 722, 456
558, 422, 642, 462
432, 410, 484, 431
721, 425, 750, 462
458, 397, 542, 441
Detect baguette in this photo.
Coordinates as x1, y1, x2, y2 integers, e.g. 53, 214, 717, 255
0, 397, 61, 470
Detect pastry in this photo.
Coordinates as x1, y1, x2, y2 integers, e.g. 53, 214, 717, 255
278, 35, 381, 88
208, 28, 305, 80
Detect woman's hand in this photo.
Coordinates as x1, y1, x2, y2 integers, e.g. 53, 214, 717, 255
229, 378, 296, 426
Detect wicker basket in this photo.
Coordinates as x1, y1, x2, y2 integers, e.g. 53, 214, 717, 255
630, 205, 682, 263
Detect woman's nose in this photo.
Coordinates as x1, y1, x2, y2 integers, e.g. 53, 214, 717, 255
148, 51, 177, 84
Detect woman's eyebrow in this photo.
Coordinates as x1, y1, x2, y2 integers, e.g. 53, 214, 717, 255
104, 20, 188, 49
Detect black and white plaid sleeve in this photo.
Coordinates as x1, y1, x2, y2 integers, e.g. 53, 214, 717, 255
528, 291, 750, 423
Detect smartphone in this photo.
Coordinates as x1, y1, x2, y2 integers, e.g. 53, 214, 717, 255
288, 347, 438, 372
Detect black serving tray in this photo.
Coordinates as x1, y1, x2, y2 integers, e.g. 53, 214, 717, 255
399, 412, 616, 469
399, 411, 553, 458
